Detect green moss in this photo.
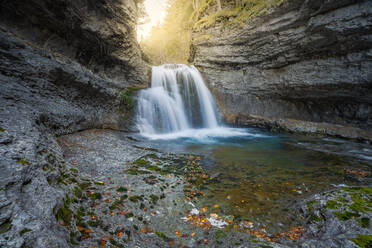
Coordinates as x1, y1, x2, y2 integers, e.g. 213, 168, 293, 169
17, 159, 30, 165
357, 218, 370, 228
307, 200, 317, 211
147, 165, 161, 172
88, 192, 102, 201
70, 231, 79, 245
0, 221, 11, 234
125, 213, 134, 218
127, 167, 150, 175
343, 187, 372, 196
333, 211, 360, 221
19, 228, 32, 236
117, 186, 128, 192
349, 195, 371, 213
110, 238, 125, 248
215, 230, 227, 240
120, 195, 128, 201
150, 194, 159, 204
69, 168, 78, 174
325, 200, 342, 210
308, 215, 322, 223
336, 197, 349, 204
129, 195, 142, 203
120, 89, 134, 112
73, 186, 83, 198
78, 182, 91, 190
0, 127, 6, 132
56, 206, 72, 224
109, 200, 121, 211
155, 231, 171, 242
133, 159, 149, 166
47, 178, 53, 185
350, 234, 372, 248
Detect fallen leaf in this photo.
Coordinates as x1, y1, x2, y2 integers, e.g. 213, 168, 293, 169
77, 226, 85, 231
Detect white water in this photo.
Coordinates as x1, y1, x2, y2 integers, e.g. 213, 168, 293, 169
136, 64, 249, 139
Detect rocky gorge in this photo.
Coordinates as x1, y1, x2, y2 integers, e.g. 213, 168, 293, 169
0, 0, 371, 247
191, 0, 372, 142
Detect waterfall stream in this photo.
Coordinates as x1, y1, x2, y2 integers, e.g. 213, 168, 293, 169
137, 64, 239, 139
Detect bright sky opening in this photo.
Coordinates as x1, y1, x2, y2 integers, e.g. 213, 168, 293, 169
137, 0, 168, 42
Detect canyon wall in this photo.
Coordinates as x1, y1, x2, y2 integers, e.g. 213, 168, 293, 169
0, 1, 147, 247
191, 0, 372, 141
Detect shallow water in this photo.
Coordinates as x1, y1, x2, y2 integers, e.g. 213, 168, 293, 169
135, 127, 372, 232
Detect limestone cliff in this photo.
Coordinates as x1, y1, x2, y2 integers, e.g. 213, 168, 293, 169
191, 0, 372, 141
0, 1, 147, 247
0, 0, 148, 85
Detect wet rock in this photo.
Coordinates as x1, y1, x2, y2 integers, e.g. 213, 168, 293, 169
0, 8, 144, 245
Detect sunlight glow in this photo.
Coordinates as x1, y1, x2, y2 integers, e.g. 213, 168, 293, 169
137, 0, 168, 42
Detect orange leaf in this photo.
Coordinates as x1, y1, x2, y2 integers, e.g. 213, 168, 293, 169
117, 232, 124, 237
168, 240, 175, 246
175, 230, 181, 237
77, 226, 85, 231
100, 239, 106, 248
85, 229, 94, 233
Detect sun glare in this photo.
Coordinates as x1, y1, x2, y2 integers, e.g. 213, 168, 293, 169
137, 0, 168, 42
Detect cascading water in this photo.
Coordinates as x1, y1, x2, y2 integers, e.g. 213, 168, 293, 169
136, 64, 248, 139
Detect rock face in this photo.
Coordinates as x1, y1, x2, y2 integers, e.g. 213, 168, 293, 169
0, 0, 149, 85
0, 1, 147, 247
191, 0, 372, 140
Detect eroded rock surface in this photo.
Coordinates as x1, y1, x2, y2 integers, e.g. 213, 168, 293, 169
0, 0, 149, 85
191, 0, 372, 140
0, 0, 146, 244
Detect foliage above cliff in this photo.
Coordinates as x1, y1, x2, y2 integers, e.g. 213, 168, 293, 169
140, 0, 286, 64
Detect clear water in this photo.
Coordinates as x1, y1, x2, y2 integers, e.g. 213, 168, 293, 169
135, 64, 372, 232
136, 128, 372, 232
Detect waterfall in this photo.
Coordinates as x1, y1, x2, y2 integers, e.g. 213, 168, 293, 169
136, 64, 220, 136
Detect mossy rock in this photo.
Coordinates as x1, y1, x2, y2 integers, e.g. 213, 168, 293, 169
350, 234, 372, 248
56, 206, 72, 224
155, 231, 171, 242
357, 218, 370, 228
69, 168, 78, 174
129, 195, 142, 203
78, 182, 91, 190
88, 192, 102, 201
333, 211, 360, 221
17, 159, 30, 165
307, 200, 317, 211
133, 159, 150, 166
325, 200, 342, 210
0, 221, 11, 234
73, 186, 83, 198
117, 186, 128, 192
19, 228, 32, 236
149, 194, 159, 204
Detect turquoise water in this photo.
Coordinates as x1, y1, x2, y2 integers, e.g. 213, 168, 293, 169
137, 128, 372, 232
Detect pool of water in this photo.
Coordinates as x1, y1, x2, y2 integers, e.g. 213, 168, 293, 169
135, 127, 372, 232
